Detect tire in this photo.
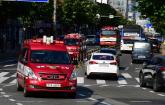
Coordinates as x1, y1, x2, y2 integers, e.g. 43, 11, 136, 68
86, 74, 90, 79
139, 73, 146, 87
153, 76, 160, 92
23, 81, 31, 97
16, 80, 23, 91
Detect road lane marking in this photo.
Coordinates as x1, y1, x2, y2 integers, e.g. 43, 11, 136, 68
0, 92, 6, 94
9, 99, 16, 101
88, 97, 97, 101
150, 91, 154, 93
77, 77, 84, 84
135, 78, 140, 83
130, 100, 151, 103
3, 95, 10, 97
0, 77, 10, 83
101, 101, 112, 105
3, 64, 17, 67
118, 77, 127, 85
16, 103, 23, 105
96, 80, 106, 85
10, 73, 16, 77
0, 72, 9, 77
121, 73, 132, 78
10, 79, 16, 84
0, 88, 3, 91
157, 94, 165, 96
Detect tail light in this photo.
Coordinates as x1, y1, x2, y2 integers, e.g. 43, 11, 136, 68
110, 62, 117, 65
159, 67, 165, 71
89, 61, 97, 64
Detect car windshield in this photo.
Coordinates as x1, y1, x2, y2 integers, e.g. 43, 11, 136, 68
93, 55, 114, 60
30, 50, 71, 64
134, 43, 151, 52
101, 30, 116, 35
64, 39, 79, 45
100, 50, 116, 55
87, 36, 95, 38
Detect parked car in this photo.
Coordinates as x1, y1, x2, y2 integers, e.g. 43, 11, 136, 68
85, 52, 119, 79
100, 48, 121, 66
86, 35, 96, 45
139, 55, 165, 92
132, 41, 152, 63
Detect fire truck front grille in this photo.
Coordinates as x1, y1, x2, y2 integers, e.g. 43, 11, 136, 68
34, 85, 71, 90
39, 73, 66, 80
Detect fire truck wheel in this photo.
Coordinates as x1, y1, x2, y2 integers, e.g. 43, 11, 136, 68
23, 81, 31, 97
16, 79, 23, 91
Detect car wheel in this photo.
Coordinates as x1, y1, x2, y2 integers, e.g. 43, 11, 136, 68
139, 73, 146, 87
153, 76, 160, 92
16, 80, 23, 91
86, 74, 90, 79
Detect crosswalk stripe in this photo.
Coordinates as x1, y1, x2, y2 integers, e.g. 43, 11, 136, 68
96, 80, 106, 85
0, 72, 9, 77
10, 73, 16, 77
77, 77, 84, 84
0, 77, 10, 83
117, 77, 127, 85
135, 78, 140, 83
121, 73, 132, 78
10, 79, 17, 84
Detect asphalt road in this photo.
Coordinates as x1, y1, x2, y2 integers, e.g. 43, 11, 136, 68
0, 48, 165, 105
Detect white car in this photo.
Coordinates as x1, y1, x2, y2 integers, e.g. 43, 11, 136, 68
85, 52, 119, 79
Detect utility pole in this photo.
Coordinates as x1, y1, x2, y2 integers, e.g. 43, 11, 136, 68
53, 0, 56, 34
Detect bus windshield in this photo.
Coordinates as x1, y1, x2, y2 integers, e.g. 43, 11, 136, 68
64, 39, 79, 46
101, 30, 116, 35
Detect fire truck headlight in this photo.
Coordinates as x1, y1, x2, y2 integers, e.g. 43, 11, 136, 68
70, 70, 77, 80
25, 67, 37, 80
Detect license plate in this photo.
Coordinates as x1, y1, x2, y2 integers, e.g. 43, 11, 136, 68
46, 84, 61, 87
138, 56, 146, 58
99, 64, 109, 67
69, 52, 73, 54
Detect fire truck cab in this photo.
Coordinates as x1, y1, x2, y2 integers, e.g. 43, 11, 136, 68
64, 33, 86, 63
16, 36, 77, 97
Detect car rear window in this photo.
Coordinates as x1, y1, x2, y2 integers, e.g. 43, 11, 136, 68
30, 50, 71, 64
92, 55, 114, 60
100, 50, 116, 55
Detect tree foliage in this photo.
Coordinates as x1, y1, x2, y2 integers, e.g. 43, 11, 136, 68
60, 0, 99, 26
136, 0, 165, 34
0, 1, 53, 26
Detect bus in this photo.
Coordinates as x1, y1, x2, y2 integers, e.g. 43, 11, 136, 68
120, 25, 145, 52
99, 26, 119, 47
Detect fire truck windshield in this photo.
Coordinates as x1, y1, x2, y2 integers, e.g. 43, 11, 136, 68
30, 50, 71, 64
101, 30, 116, 35
64, 39, 79, 45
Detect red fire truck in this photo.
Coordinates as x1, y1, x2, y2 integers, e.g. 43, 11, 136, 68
16, 36, 77, 97
99, 26, 119, 47
64, 33, 86, 63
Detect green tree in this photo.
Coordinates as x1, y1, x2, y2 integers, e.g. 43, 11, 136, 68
136, 0, 165, 34
60, 0, 99, 31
